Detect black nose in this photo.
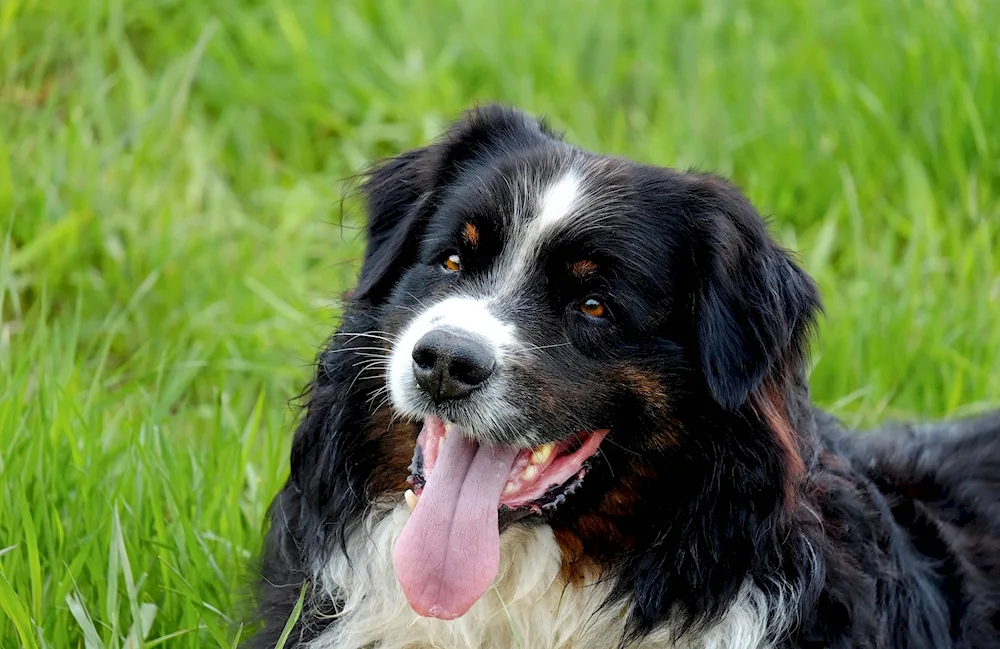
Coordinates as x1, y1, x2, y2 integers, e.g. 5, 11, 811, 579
411, 328, 496, 402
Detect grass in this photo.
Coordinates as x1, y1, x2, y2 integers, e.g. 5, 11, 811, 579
1, 0, 998, 646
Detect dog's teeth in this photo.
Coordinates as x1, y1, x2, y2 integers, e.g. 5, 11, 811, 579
530, 443, 554, 465
404, 489, 419, 512
503, 481, 517, 495
438, 436, 446, 455
521, 465, 539, 482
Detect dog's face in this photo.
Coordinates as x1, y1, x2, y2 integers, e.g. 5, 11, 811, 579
386, 154, 675, 451
342, 106, 820, 621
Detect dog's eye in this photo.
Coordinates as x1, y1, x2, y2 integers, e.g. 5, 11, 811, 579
442, 253, 462, 272
579, 298, 606, 318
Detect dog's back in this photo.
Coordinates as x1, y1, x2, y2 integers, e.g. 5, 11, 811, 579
851, 411, 1000, 646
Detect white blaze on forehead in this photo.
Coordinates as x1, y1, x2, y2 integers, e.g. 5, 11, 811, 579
535, 171, 582, 230
487, 169, 584, 301
487, 168, 585, 301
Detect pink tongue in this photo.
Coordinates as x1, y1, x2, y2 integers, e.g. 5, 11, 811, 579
392, 425, 518, 620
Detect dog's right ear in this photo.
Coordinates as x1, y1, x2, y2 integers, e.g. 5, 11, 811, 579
353, 104, 557, 305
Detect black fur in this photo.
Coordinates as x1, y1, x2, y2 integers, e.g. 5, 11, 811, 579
689, 173, 821, 411
244, 105, 1000, 648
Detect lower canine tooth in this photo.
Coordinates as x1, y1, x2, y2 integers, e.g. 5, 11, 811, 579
521, 465, 539, 482
503, 481, 516, 495
404, 489, 419, 512
438, 436, 446, 455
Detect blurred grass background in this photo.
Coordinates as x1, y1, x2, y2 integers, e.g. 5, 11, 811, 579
1, 0, 998, 646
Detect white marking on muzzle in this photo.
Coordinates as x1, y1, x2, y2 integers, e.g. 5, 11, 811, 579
388, 297, 515, 414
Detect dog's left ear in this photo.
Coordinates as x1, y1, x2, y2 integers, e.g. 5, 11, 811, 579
353, 104, 557, 305
352, 146, 435, 305
690, 174, 822, 410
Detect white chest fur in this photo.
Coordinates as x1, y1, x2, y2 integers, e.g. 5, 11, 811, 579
309, 504, 794, 649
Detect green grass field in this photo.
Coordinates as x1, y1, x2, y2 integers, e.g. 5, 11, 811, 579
1, 0, 998, 646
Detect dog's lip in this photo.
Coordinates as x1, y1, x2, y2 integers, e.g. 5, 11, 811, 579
405, 417, 607, 514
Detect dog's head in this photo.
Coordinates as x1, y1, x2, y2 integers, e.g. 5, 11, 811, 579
340, 105, 820, 622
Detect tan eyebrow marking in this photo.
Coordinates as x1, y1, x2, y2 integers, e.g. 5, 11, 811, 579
462, 222, 480, 246
570, 259, 599, 278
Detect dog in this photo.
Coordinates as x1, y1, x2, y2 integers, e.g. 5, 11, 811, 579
244, 105, 1000, 649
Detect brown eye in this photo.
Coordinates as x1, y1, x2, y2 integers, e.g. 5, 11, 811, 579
442, 254, 462, 272
579, 298, 606, 318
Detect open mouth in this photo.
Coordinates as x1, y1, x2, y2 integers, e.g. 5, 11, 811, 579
392, 415, 607, 621
405, 416, 607, 514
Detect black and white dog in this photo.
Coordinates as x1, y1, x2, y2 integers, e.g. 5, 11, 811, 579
245, 105, 1000, 648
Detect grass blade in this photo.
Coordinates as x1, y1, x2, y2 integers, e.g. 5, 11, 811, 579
273, 582, 308, 649
66, 591, 106, 649
16, 489, 42, 621
112, 507, 147, 648
0, 569, 39, 649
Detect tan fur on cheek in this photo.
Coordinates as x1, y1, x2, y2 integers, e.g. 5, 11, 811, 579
368, 405, 420, 496
618, 366, 667, 405
617, 366, 680, 450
